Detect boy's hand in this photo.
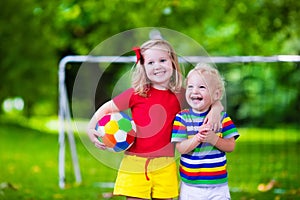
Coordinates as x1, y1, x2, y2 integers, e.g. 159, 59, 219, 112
197, 124, 219, 145
202, 130, 219, 145
195, 124, 211, 142
198, 124, 211, 134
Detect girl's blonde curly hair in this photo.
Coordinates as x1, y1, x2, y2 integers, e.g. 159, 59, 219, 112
131, 39, 182, 97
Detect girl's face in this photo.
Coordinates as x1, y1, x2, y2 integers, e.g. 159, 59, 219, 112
143, 47, 173, 90
185, 71, 214, 113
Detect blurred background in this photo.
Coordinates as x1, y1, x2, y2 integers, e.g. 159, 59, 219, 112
0, 0, 299, 199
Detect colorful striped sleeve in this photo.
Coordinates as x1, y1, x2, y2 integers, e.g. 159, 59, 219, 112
221, 112, 239, 140
171, 113, 188, 142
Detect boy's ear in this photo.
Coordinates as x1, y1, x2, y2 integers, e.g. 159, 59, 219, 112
213, 89, 222, 101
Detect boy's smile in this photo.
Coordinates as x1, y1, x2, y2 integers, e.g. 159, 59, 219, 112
190, 95, 203, 103
186, 72, 213, 113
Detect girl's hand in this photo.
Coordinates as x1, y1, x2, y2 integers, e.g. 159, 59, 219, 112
204, 101, 223, 131
87, 128, 107, 150
86, 100, 119, 150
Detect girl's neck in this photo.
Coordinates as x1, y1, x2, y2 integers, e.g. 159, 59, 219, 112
151, 84, 168, 91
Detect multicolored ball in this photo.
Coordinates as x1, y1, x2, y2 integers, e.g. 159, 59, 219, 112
95, 112, 136, 152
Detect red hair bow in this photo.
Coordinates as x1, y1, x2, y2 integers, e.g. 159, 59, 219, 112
132, 46, 143, 64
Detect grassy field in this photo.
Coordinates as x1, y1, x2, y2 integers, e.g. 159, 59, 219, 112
0, 118, 299, 200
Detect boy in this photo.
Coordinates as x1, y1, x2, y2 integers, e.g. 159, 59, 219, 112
171, 63, 239, 200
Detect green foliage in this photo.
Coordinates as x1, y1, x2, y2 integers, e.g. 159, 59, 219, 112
0, 0, 299, 125
0, 0, 57, 116
220, 62, 300, 126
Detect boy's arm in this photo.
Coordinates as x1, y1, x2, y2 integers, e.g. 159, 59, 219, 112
204, 100, 223, 131
175, 136, 201, 154
215, 137, 236, 152
87, 100, 119, 149
175, 124, 211, 154
202, 130, 236, 152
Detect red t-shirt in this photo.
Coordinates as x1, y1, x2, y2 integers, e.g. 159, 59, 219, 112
113, 87, 184, 158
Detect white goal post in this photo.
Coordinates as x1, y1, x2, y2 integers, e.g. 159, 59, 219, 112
58, 55, 300, 189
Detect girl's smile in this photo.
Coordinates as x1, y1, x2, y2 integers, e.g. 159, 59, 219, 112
143, 47, 173, 90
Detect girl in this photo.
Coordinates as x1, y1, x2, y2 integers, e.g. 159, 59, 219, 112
87, 39, 223, 200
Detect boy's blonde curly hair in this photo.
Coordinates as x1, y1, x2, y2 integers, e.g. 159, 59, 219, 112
187, 63, 225, 100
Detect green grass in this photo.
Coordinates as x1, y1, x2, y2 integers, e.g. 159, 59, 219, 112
0, 119, 300, 200
0, 122, 120, 200
226, 128, 300, 199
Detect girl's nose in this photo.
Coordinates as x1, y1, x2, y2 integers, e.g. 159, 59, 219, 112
153, 63, 160, 69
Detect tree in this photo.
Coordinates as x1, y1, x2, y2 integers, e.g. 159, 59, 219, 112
0, 0, 299, 126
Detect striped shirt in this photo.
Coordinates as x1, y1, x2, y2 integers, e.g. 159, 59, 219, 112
171, 108, 239, 187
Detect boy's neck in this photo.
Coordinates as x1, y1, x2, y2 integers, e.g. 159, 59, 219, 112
191, 106, 211, 114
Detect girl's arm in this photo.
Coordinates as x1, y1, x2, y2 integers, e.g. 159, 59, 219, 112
87, 100, 119, 149
204, 100, 223, 131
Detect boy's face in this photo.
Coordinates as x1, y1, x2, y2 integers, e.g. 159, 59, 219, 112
185, 71, 214, 112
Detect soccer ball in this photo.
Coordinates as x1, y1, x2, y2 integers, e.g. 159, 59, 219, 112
95, 112, 136, 152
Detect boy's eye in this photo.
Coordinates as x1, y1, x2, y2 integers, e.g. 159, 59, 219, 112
187, 85, 206, 90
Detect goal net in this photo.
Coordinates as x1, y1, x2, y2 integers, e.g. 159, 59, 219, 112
58, 54, 300, 192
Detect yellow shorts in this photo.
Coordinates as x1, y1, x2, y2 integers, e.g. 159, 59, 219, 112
113, 155, 179, 199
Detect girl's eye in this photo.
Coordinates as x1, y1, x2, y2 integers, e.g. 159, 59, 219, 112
147, 61, 154, 65
160, 58, 167, 62
199, 85, 206, 89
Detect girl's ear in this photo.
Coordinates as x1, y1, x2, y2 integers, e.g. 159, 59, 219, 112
213, 89, 222, 101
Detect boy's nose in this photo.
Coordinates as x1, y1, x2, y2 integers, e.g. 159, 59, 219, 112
192, 87, 199, 93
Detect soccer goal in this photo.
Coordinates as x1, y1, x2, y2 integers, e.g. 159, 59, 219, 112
58, 54, 300, 189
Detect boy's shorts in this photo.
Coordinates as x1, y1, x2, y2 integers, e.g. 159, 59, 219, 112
179, 182, 231, 200
113, 155, 179, 199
